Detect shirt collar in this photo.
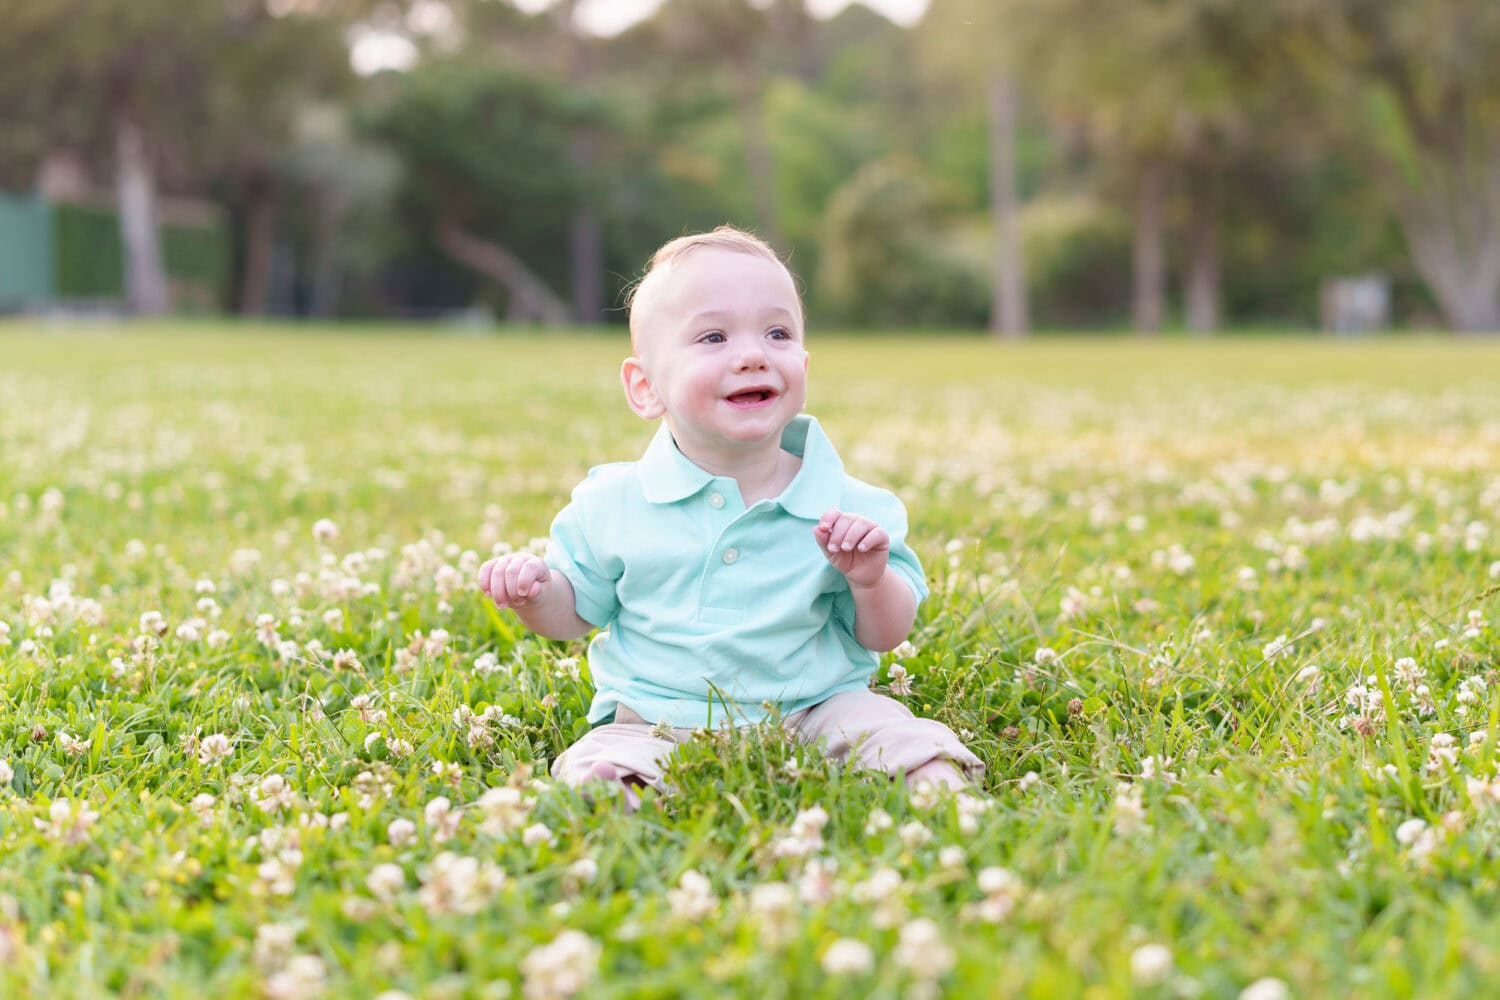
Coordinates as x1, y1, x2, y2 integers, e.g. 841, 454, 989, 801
638, 414, 844, 519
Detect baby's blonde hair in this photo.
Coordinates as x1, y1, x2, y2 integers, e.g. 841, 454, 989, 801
627, 225, 803, 351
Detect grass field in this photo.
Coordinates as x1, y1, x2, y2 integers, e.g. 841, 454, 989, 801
1, 324, 1498, 998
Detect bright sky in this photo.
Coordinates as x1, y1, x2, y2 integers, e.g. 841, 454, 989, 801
352, 0, 931, 74
513, 0, 932, 37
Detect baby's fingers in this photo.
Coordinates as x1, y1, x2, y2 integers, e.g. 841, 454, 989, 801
477, 559, 496, 596
827, 515, 864, 552
514, 558, 549, 601
855, 525, 889, 552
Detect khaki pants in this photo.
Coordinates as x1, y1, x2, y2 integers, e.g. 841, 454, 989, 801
552, 689, 984, 790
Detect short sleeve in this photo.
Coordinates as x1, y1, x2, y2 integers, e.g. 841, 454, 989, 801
880, 494, 929, 606
544, 482, 622, 629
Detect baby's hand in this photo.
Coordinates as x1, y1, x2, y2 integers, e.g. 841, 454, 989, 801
477, 554, 552, 609
814, 509, 890, 588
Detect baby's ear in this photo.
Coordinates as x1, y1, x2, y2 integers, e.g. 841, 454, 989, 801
621, 357, 665, 420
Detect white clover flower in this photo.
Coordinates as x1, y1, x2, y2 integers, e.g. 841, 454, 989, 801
262, 954, 326, 1000
897, 820, 931, 848
863, 808, 893, 837
1131, 943, 1173, 985
894, 917, 953, 980
417, 852, 505, 917
58, 731, 91, 756
565, 857, 599, 889
891, 639, 919, 660
1262, 635, 1292, 660
939, 845, 966, 869
887, 663, 913, 697
190, 793, 217, 821
821, 938, 874, 975
257, 857, 298, 896
1395, 818, 1427, 846
198, 732, 233, 764
851, 867, 904, 904
520, 929, 600, 1000
798, 857, 838, 905
253, 921, 298, 969
312, 519, 339, 545
666, 869, 718, 922
1113, 782, 1148, 836
1239, 978, 1290, 1000
476, 785, 533, 836
1018, 770, 1041, 792
522, 822, 555, 848
36, 798, 100, 845
367, 863, 406, 901
0, 760, 12, 786
1139, 756, 1177, 785
387, 817, 417, 847
255, 774, 295, 814
424, 797, 461, 842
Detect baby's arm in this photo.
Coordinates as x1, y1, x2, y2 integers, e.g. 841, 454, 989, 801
815, 509, 918, 652
477, 554, 593, 641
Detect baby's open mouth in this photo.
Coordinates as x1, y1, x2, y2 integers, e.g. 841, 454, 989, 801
726, 389, 775, 406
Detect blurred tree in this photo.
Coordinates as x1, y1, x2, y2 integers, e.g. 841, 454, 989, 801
644, 0, 799, 250
1283, 0, 1500, 333
0, 0, 356, 316
819, 155, 988, 327
363, 59, 596, 323
914, 0, 1028, 338
975, 0, 1285, 335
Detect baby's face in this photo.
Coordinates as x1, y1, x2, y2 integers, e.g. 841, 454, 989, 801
625, 248, 808, 454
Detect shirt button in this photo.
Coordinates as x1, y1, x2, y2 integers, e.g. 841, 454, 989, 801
722, 547, 739, 564
708, 492, 725, 509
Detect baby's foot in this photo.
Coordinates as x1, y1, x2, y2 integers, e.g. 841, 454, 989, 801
583, 761, 642, 813
907, 759, 968, 791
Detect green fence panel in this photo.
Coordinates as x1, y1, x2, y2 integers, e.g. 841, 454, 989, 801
0, 191, 54, 306
50, 201, 229, 310
52, 201, 125, 299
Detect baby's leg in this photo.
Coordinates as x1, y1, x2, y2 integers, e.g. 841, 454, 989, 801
789, 690, 984, 788
551, 710, 679, 810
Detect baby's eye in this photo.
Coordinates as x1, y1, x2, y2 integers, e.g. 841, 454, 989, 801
700, 332, 726, 344
768, 327, 791, 340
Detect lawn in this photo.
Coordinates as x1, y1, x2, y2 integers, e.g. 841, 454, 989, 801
1, 323, 1498, 998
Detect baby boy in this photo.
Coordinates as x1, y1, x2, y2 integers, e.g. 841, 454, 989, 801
477, 226, 983, 808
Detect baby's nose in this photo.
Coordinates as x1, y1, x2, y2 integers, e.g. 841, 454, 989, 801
733, 347, 768, 370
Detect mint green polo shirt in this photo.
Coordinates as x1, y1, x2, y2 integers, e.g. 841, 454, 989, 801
544, 414, 928, 729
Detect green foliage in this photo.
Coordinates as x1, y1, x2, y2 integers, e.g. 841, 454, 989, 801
818, 157, 988, 328
1019, 194, 1132, 328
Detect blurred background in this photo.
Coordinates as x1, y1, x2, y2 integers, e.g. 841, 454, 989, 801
0, 0, 1497, 336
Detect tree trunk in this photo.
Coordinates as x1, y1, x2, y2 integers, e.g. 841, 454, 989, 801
1390, 172, 1500, 334
555, 0, 606, 324
1132, 161, 1167, 335
568, 131, 604, 325
732, 56, 783, 249
987, 74, 1027, 338
113, 113, 170, 316
239, 167, 275, 315
308, 198, 341, 318
1183, 170, 1220, 334
436, 223, 570, 326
